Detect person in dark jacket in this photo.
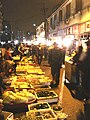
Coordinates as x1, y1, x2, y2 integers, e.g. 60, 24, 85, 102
4, 46, 13, 60
37, 44, 43, 65
0, 59, 5, 97
48, 42, 63, 87
18, 43, 24, 60
79, 40, 90, 99
4, 46, 16, 75
72, 45, 83, 86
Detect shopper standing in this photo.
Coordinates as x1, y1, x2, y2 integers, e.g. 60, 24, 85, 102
79, 40, 90, 99
37, 44, 43, 65
72, 45, 83, 87
0, 59, 5, 97
4, 45, 15, 76
48, 42, 63, 87
18, 43, 24, 59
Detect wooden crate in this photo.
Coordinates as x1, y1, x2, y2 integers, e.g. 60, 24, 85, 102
36, 90, 58, 103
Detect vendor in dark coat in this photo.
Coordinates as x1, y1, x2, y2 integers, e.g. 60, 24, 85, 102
4, 46, 13, 60
48, 42, 63, 87
4, 46, 16, 76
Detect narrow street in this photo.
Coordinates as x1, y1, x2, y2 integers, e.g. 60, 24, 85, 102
40, 60, 85, 120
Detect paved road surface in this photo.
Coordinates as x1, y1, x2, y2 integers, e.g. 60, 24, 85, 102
40, 60, 88, 120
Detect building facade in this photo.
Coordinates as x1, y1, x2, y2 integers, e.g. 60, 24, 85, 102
47, 0, 90, 48
0, 2, 3, 33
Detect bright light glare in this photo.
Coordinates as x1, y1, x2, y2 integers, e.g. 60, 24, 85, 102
14, 40, 19, 45
5, 26, 7, 28
33, 24, 36, 27
8, 41, 11, 43
55, 37, 62, 48
62, 38, 72, 48
23, 39, 27, 44
27, 41, 31, 45
47, 40, 53, 46
1, 42, 5, 45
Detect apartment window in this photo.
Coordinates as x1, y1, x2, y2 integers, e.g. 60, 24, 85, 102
59, 10, 62, 21
76, 0, 82, 13
50, 18, 53, 28
66, 3, 71, 19
54, 14, 57, 22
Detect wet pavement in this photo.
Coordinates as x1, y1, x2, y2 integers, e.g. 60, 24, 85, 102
40, 60, 90, 120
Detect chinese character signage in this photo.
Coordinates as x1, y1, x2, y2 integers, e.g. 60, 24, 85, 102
79, 23, 86, 33
86, 21, 90, 32
66, 27, 73, 34
72, 25, 79, 34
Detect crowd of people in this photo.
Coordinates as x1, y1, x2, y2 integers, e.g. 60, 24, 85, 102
0, 43, 49, 96
0, 40, 90, 102
72, 40, 90, 101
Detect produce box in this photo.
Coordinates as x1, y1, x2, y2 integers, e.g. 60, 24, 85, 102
26, 109, 57, 120
35, 85, 51, 91
28, 102, 51, 111
35, 90, 58, 103
2, 111, 13, 120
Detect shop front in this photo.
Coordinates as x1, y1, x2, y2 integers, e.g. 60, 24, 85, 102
64, 25, 79, 83
79, 21, 90, 51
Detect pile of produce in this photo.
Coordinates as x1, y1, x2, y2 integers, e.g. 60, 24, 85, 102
3, 89, 36, 104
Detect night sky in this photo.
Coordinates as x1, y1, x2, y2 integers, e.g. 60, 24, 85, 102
1, 0, 62, 33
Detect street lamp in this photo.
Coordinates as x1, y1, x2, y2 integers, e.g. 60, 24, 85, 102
33, 24, 36, 27
33, 24, 37, 39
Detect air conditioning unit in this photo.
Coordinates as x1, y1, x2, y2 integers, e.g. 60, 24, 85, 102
64, 19, 69, 24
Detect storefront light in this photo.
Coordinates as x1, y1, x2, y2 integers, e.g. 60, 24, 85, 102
47, 40, 53, 46
63, 38, 73, 48
55, 37, 62, 48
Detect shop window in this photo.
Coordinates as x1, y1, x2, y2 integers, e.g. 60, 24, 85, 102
54, 14, 57, 21
50, 17, 55, 30
59, 10, 62, 21
54, 14, 57, 25
66, 3, 71, 19
76, 0, 82, 13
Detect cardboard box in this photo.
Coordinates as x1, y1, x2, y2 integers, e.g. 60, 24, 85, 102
2, 111, 13, 120
26, 109, 57, 120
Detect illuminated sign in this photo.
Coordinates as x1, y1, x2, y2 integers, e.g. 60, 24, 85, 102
72, 25, 79, 34
66, 27, 72, 35
79, 23, 86, 33
86, 21, 90, 32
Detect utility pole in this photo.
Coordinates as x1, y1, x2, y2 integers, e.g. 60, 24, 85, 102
41, 2, 48, 39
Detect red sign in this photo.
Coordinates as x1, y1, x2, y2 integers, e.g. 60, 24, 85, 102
86, 21, 90, 32
72, 25, 79, 34
79, 23, 86, 33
